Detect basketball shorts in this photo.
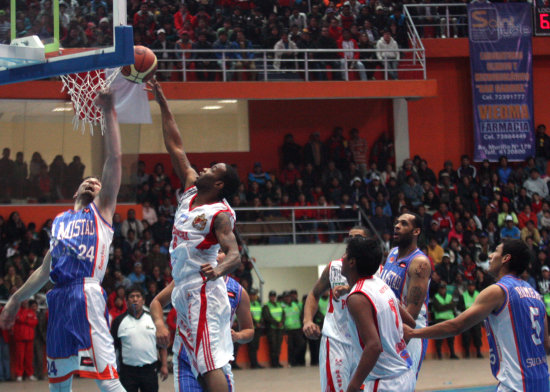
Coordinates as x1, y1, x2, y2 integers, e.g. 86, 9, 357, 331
172, 277, 233, 377
364, 369, 416, 392
46, 278, 118, 384
319, 335, 354, 392
173, 330, 234, 392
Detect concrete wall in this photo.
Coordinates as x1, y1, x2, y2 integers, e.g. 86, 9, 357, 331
247, 243, 346, 298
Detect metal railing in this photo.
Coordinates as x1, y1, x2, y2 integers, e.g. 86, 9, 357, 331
404, 3, 468, 39
152, 47, 426, 82
233, 205, 364, 244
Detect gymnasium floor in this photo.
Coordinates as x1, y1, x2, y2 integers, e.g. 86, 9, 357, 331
2, 358, 503, 391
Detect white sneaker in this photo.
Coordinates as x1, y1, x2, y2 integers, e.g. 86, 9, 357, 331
441, 34, 447, 38
29, 376, 38, 381
16, 376, 22, 382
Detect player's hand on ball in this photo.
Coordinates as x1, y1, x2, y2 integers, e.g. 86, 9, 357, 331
146, 78, 166, 104
200, 264, 220, 281
156, 323, 171, 348
94, 88, 114, 110
303, 320, 321, 339
0, 298, 21, 329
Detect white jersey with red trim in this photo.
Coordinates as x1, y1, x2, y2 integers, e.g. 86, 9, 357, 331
170, 186, 235, 287
347, 276, 413, 381
322, 259, 352, 345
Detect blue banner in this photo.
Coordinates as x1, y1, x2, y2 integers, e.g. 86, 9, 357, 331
468, 3, 535, 162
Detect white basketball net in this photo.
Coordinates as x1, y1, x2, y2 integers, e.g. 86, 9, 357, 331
60, 68, 120, 135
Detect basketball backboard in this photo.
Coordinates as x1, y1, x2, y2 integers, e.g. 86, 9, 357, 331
0, 0, 133, 85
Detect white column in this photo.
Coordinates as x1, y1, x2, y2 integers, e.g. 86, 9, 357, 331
393, 98, 410, 168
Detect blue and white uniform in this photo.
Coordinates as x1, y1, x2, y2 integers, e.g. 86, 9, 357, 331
379, 247, 429, 378
485, 275, 549, 392
173, 276, 242, 392
348, 276, 415, 392
46, 202, 117, 384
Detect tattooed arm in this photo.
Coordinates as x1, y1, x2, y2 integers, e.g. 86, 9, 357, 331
405, 255, 431, 320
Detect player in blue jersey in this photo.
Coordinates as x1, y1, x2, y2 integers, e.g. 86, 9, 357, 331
0, 90, 126, 392
406, 239, 550, 392
150, 252, 254, 392
379, 213, 431, 379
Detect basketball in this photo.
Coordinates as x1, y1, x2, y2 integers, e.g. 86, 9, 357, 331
121, 45, 157, 84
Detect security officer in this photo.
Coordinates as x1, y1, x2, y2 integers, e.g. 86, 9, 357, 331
262, 290, 285, 368
433, 282, 459, 360
111, 285, 168, 392
458, 280, 483, 358
248, 288, 264, 368
282, 291, 304, 367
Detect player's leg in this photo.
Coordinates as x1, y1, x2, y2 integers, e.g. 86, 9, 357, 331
202, 369, 229, 392
95, 379, 126, 392
364, 369, 416, 392
49, 376, 74, 392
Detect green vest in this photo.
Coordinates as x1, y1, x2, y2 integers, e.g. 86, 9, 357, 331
462, 290, 479, 310
544, 293, 550, 317
434, 293, 454, 321
250, 300, 262, 323
284, 302, 302, 330
318, 296, 329, 316
267, 301, 283, 325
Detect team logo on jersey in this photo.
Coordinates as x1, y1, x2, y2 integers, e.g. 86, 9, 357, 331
399, 262, 407, 268
192, 214, 208, 230
80, 357, 94, 367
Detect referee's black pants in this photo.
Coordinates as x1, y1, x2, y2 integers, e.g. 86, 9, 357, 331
120, 362, 158, 392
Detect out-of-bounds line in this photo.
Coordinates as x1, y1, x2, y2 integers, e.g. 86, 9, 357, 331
424, 387, 496, 392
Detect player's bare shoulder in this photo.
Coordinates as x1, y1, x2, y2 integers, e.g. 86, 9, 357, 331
408, 254, 431, 280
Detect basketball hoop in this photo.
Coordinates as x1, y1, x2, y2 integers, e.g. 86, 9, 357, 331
60, 68, 120, 135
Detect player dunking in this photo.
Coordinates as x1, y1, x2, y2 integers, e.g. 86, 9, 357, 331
0, 91, 125, 392
149, 79, 241, 392
303, 226, 368, 392
379, 213, 431, 379
406, 239, 550, 392
342, 237, 416, 392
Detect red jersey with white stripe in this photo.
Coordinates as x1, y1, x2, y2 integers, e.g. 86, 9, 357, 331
347, 276, 413, 381
170, 186, 235, 287
322, 259, 352, 345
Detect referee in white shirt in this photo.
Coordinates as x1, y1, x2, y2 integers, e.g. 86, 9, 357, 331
111, 285, 168, 392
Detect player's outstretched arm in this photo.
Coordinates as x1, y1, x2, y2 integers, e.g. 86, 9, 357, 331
405, 255, 431, 320
233, 289, 254, 344
95, 89, 121, 221
150, 280, 175, 348
201, 213, 240, 280
406, 284, 505, 341
303, 264, 330, 339
0, 251, 52, 329
147, 78, 198, 190
346, 293, 383, 392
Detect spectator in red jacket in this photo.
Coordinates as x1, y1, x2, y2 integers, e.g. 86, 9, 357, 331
173, 4, 192, 31
337, 29, 367, 80
432, 202, 455, 234
13, 300, 38, 381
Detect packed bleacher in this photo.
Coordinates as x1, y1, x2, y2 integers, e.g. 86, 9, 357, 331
3, 122, 550, 377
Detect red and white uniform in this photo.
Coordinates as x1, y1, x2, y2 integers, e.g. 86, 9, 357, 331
347, 276, 415, 392
320, 259, 353, 392
170, 186, 236, 379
